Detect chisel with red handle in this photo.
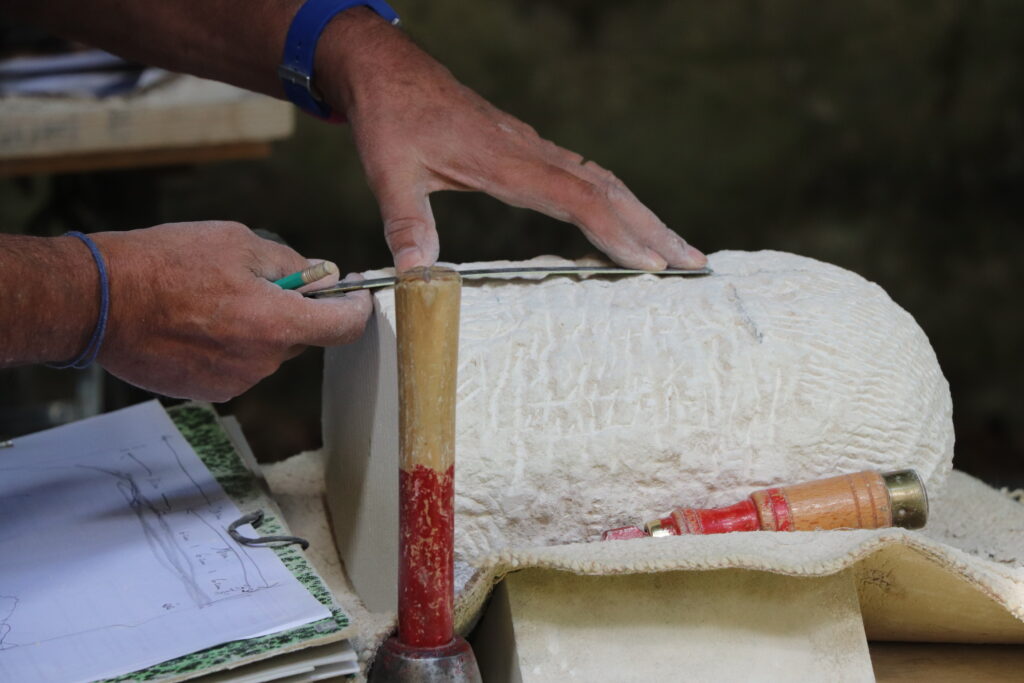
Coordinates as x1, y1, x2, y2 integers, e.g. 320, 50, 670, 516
602, 469, 928, 541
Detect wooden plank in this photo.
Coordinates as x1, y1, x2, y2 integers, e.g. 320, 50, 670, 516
0, 76, 293, 161
0, 142, 273, 177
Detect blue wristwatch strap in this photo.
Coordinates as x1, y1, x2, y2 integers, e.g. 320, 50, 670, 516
279, 0, 400, 119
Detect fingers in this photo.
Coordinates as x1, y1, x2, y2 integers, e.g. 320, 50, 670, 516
237, 228, 371, 346
368, 167, 440, 272
249, 235, 370, 347
531, 151, 707, 270
246, 234, 343, 297
274, 274, 373, 347
289, 291, 373, 347
570, 158, 706, 269
576, 171, 704, 270
471, 151, 695, 269
247, 231, 312, 280
297, 258, 341, 293
457, 117, 707, 270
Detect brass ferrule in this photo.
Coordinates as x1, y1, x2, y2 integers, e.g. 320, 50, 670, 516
882, 469, 929, 530
644, 518, 673, 537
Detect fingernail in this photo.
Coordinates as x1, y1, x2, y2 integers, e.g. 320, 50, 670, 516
394, 246, 425, 272
682, 244, 708, 268
643, 249, 668, 271
663, 233, 708, 269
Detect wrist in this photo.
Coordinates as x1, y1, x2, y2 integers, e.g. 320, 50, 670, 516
0, 235, 99, 366
87, 231, 148, 368
311, 6, 400, 116
45, 233, 114, 369
52, 236, 102, 363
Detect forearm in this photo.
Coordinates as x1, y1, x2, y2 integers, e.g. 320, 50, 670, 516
0, 234, 98, 366
2, 1, 387, 107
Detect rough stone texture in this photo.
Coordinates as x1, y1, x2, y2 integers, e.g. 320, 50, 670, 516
358, 251, 951, 556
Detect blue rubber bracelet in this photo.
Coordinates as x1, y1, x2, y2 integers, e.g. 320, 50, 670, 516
279, 0, 400, 119
47, 232, 110, 370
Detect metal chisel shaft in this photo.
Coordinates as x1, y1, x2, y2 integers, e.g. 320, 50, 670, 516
306, 265, 712, 298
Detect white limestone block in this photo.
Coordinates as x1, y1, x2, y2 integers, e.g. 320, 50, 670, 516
471, 568, 873, 682
324, 251, 953, 611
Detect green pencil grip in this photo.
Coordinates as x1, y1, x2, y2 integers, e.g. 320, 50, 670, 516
274, 261, 338, 290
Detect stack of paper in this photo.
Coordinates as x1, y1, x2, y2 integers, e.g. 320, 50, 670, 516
0, 50, 168, 98
0, 401, 356, 682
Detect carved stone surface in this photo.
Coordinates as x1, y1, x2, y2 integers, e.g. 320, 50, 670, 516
324, 251, 953, 608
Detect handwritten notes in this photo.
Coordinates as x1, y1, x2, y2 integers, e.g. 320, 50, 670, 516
0, 402, 329, 683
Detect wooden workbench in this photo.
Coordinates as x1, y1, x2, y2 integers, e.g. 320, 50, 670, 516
0, 74, 293, 176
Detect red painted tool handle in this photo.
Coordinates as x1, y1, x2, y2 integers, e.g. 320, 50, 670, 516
395, 266, 462, 648
605, 470, 927, 540
661, 499, 762, 534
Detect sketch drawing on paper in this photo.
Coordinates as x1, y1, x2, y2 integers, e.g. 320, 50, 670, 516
0, 401, 331, 683
163, 435, 213, 507
0, 596, 16, 651
77, 438, 275, 610
0, 437, 278, 657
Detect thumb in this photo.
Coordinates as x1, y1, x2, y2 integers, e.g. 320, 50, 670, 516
249, 232, 311, 281
372, 170, 440, 272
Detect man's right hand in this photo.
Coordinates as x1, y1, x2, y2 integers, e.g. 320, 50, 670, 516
87, 222, 371, 402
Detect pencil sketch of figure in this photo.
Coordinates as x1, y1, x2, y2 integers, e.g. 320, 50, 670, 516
80, 456, 276, 611
83, 465, 213, 608
0, 595, 17, 651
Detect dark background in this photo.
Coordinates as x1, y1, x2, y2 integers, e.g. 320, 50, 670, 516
2, 1, 1022, 486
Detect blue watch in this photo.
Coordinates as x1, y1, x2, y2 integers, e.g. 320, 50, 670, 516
278, 0, 400, 119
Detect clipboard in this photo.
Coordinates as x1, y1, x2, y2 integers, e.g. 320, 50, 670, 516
97, 402, 355, 683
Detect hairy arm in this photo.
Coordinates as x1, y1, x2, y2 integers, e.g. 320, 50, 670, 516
0, 234, 101, 365
5, 2, 706, 272
4, 0, 305, 99
0, 225, 371, 401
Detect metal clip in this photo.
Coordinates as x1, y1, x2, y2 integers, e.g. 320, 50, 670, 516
227, 510, 310, 550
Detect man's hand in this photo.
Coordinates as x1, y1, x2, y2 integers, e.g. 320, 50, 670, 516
85, 222, 370, 401
3, 2, 707, 272
317, 11, 707, 273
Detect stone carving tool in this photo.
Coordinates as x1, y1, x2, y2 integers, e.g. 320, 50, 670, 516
306, 265, 713, 297
369, 266, 482, 682
602, 469, 928, 540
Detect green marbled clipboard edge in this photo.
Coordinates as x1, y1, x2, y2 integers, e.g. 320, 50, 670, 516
100, 402, 352, 683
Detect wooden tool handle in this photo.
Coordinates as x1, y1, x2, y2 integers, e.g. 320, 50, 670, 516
750, 470, 891, 531
642, 469, 928, 537
395, 266, 462, 648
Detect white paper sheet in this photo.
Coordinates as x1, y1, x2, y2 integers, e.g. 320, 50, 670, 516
0, 401, 330, 683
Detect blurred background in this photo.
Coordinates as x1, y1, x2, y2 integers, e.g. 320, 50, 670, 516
2, 1, 1022, 486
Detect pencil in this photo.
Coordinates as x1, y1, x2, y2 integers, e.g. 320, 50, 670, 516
274, 261, 339, 290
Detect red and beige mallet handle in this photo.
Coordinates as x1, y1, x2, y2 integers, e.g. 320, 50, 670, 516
602, 469, 928, 540
370, 266, 481, 682
395, 266, 461, 647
